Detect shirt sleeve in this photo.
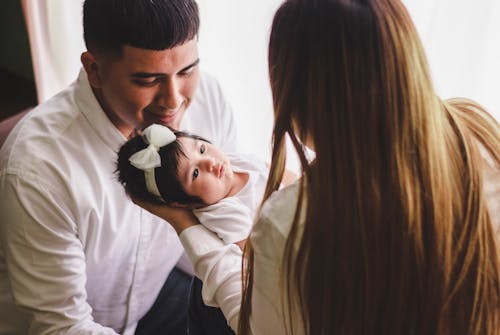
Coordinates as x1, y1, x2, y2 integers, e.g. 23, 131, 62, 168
180, 211, 290, 334
0, 173, 118, 335
247, 213, 291, 335
179, 225, 242, 331
193, 197, 253, 244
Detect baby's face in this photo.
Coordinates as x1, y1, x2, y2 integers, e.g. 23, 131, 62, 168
176, 137, 235, 205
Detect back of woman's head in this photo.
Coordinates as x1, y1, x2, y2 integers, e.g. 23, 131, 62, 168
268, 0, 437, 153
116, 130, 205, 206
239, 0, 500, 334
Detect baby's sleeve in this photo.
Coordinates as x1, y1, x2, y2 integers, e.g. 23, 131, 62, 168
193, 197, 253, 244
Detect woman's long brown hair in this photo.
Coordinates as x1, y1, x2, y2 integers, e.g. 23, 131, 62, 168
239, 0, 500, 334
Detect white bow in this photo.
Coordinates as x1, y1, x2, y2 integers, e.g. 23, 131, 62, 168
129, 124, 176, 170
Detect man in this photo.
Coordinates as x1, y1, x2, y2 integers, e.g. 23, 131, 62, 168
0, 0, 237, 334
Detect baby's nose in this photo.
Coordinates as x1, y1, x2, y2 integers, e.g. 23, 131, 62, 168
201, 157, 216, 171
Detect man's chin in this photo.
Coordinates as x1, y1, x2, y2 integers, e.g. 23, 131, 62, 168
142, 117, 177, 130
158, 120, 180, 130
146, 111, 185, 130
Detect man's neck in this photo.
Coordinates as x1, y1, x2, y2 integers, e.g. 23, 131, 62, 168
91, 87, 134, 138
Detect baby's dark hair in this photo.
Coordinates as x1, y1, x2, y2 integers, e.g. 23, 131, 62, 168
117, 128, 209, 206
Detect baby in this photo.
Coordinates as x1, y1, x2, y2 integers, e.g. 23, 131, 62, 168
116, 124, 268, 245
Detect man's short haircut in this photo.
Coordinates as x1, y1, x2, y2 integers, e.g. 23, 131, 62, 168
83, 0, 199, 56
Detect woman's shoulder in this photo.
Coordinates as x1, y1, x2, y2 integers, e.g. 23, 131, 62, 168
251, 181, 302, 259
259, 180, 302, 236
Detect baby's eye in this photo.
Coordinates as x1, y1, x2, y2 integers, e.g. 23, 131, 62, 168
192, 168, 199, 180
200, 144, 206, 154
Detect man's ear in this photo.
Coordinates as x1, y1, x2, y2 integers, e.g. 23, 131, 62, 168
81, 51, 102, 88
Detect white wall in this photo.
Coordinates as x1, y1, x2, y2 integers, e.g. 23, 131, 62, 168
198, 0, 500, 171
404, 0, 500, 120
22, 0, 85, 103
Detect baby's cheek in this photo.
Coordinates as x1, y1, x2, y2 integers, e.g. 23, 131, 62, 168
199, 181, 212, 193
197, 182, 214, 198
203, 181, 225, 204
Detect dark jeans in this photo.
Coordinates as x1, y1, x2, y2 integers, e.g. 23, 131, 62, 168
187, 277, 235, 335
135, 267, 192, 335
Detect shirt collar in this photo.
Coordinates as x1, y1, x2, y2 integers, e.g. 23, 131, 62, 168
74, 68, 127, 152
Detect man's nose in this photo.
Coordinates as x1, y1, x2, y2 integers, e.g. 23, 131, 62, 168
157, 78, 182, 111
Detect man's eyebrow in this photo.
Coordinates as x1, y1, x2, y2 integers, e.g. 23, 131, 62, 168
181, 58, 200, 72
130, 59, 200, 78
130, 72, 165, 78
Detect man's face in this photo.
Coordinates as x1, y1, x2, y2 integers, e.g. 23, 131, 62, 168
176, 137, 236, 206
88, 39, 200, 137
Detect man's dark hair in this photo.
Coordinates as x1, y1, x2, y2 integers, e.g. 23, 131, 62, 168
117, 129, 209, 207
83, 0, 199, 56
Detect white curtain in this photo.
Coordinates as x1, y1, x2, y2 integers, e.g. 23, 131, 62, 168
22, 0, 500, 169
21, 0, 85, 103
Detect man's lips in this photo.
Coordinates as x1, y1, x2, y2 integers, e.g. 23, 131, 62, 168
146, 102, 185, 125
157, 111, 178, 124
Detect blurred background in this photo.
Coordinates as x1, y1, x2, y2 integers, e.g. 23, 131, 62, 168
1, 0, 499, 171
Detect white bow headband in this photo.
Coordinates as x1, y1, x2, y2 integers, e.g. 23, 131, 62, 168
129, 124, 176, 200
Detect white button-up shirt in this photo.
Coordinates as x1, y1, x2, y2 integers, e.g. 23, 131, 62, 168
0, 69, 237, 334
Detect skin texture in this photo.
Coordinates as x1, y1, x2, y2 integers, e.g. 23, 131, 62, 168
81, 39, 200, 137
176, 137, 248, 206
131, 194, 196, 235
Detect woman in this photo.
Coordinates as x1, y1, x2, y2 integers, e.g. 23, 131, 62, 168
134, 0, 500, 334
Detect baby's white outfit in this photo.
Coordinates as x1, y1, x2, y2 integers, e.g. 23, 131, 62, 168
193, 153, 268, 244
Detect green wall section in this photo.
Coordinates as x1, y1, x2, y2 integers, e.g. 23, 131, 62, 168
0, 0, 34, 81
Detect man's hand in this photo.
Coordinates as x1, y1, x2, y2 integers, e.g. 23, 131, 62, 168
129, 195, 199, 234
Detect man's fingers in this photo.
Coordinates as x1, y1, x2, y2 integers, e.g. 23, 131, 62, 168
127, 193, 156, 213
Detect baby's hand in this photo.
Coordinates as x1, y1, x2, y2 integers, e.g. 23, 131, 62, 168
129, 195, 199, 234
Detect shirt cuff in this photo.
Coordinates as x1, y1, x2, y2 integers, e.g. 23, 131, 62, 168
179, 225, 226, 258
